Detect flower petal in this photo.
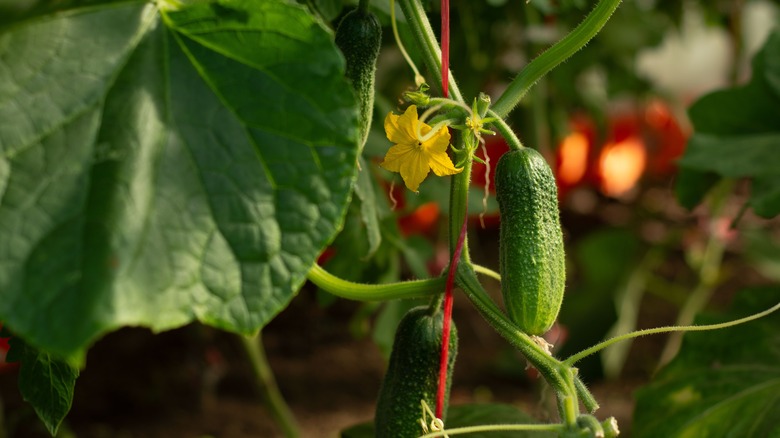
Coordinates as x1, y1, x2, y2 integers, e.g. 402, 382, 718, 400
381, 143, 416, 172
422, 126, 451, 154
428, 151, 462, 176
398, 105, 423, 140
399, 149, 430, 192
385, 105, 419, 144
384, 112, 406, 144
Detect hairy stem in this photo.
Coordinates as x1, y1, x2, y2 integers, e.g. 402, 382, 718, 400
448, 137, 473, 262
455, 264, 579, 398
487, 110, 524, 151
575, 376, 600, 413
564, 301, 780, 366
472, 263, 501, 282
397, 0, 464, 102
418, 423, 565, 438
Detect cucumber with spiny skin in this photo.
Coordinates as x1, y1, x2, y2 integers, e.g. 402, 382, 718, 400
375, 306, 458, 438
496, 148, 566, 336
335, 7, 381, 152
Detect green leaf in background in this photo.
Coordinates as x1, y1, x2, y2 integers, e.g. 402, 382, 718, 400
557, 229, 641, 379
306, 0, 344, 21
750, 175, 780, 218
744, 228, 780, 283
372, 299, 422, 359
0, 0, 358, 365
674, 169, 720, 211
675, 29, 780, 216
5, 335, 79, 436
354, 157, 383, 259
633, 287, 780, 438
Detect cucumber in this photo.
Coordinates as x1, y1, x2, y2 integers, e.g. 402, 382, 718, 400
375, 306, 458, 437
496, 148, 566, 336
335, 7, 381, 152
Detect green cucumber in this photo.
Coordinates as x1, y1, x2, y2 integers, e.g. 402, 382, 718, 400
335, 7, 381, 151
496, 148, 566, 336
375, 306, 458, 437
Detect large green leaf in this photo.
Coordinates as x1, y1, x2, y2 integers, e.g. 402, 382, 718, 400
677, 133, 780, 177
633, 288, 780, 437
0, 0, 358, 365
675, 29, 780, 216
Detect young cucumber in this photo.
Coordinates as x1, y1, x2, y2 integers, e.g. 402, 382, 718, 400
335, 7, 381, 152
496, 148, 566, 336
375, 306, 458, 438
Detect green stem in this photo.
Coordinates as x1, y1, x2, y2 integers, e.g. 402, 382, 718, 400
418, 423, 565, 438
455, 264, 574, 396
428, 292, 445, 316
307, 264, 444, 301
491, 0, 623, 117
563, 301, 780, 366
487, 110, 524, 151
240, 333, 300, 438
457, 264, 601, 411
574, 376, 600, 413
357, 0, 370, 12
560, 394, 578, 428
472, 263, 500, 282
397, 0, 464, 103
575, 414, 605, 436
448, 136, 473, 262
556, 368, 583, 426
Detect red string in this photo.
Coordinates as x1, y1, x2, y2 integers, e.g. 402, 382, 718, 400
436, 0, 454, 420
441, 0, 450, 98
436, 214, 467, 419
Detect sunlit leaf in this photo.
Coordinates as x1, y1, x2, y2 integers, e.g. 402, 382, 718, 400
0, 0, 358, 365
675, 29, 780, 215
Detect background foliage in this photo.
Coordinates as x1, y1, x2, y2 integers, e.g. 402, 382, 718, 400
0, 0, 778, 435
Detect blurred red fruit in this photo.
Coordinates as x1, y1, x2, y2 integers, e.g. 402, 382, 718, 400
597, 136, 647, 197
398, 202, 440, 236
554, 100, 688, 200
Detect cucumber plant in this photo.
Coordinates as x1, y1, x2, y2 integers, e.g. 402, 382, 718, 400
1, 0, 778, 437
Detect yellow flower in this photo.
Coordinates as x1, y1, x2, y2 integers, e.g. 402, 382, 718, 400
381, 105, 462, 192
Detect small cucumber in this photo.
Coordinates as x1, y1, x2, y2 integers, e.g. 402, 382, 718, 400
496, 148, 566, 336
335, 7, 381, 151
375, 306, 458, 438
